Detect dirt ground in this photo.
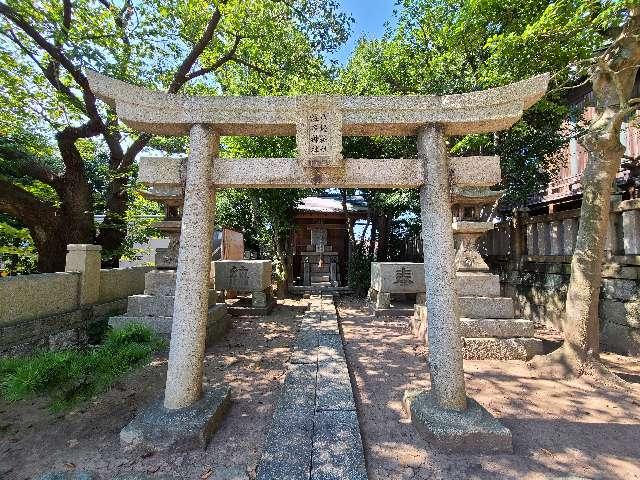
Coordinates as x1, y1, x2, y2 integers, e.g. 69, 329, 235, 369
0, 300, 308, 480
337, 297, 640, 480
3, 296, 640, 480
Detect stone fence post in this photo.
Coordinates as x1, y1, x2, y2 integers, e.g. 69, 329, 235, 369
65, 244, 102, 305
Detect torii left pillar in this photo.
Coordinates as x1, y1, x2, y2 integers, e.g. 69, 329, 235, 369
120, 124, 231, 451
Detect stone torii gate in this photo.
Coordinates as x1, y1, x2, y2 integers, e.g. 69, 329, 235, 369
87, 71, 548, 452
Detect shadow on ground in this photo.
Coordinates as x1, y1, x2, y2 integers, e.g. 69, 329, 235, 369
337, 296, 640, 480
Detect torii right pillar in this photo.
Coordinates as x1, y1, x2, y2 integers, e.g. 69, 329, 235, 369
404, 124, 513, 453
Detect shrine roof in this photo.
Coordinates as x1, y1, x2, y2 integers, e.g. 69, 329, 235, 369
296, 195, 368, 214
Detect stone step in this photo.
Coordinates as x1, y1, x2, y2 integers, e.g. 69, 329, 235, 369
311, 275, 330, 283
144, 269, 177, 296
311, 265, 330, 273
127, 289, 217, 317
109, 304, 229, 345
459, 296, 514, 319
456, 273, 500, 297
463, 337, 543, 360
460, 318, 534, 338
311, 281, 333, 287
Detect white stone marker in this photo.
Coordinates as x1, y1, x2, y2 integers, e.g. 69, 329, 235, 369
164, 125, 218, 410
418, 125, 467, 412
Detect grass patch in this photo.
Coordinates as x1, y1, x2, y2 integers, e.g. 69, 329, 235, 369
0, 324, 166, 411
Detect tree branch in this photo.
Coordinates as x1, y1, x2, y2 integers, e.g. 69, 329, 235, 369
0, 139, 59, 185
0, 177, 58, 227
230, 55, 273, 76
185, 34, 242, 81
0, 1, 105, 132
167, 6, 223, 93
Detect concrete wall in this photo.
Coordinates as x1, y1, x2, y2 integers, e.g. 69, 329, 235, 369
485, 201, 640, 356
0, 246, 151, 356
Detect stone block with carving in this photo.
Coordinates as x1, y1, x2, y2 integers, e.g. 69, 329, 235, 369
213, 260, 272, 292
370, 262, 426, 294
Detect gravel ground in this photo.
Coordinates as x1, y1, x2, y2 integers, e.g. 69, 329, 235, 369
337, 297, 640, 480
0, 300, 308, 480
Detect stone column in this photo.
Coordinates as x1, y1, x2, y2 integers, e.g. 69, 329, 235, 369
536, 221, 548, 256
561, 218, 577, 255
623, 209, 640, 255
549, 221, 563, 256
418, 124, 467, 411
164, 125, 218, 410
65, 244, 102, 305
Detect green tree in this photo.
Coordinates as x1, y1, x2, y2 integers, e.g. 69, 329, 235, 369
0, 0, 351, 272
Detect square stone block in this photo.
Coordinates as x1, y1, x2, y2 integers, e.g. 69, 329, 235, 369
144, 269, 177, 296
462, 337, 543, 360
213, 260, 271, 292
120, 384, 230, 451
404, 390, 512, 453
279, 363, 317, 410
317, 334, 345, 363
450, 156, 501, 188
460, 318, 534, 338
109, 304, 229, 346
257, 406, 314, 480
456, 273, 500, 297
459, 296, 514, 319
311, 410, 367, 480
370, 262, 426, 294
126, 290, 218, 317
316, 361, 355, 411
290, 330, 319, 364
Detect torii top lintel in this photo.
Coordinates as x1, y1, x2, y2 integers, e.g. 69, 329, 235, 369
86, 70, 549, 138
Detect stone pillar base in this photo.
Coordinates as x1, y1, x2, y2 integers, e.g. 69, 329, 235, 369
403, 389, 512, 453
120, 384, 231, 452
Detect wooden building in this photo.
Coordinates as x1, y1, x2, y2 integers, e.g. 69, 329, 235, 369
289, 195, 367, 289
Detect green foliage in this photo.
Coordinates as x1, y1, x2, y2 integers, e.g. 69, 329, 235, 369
0, 324, 165, 411
347, 243, 374, 296
339, 0, 627, 205
0, 0, 352, 271
0, 217, 37, 275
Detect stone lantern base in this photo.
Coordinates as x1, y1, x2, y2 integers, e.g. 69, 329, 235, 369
403, 389, 512, 453
120, 384, 231, 451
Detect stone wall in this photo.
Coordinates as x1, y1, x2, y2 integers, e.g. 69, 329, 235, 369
98, 267, 149, 304
0, 246, 151, 355
0, 272, 80, 325
484, 200, 640, 356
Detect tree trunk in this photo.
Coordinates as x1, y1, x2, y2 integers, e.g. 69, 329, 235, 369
562, 140, 622, 370
376, 214, 389, 261
96, 176, 129, 267
532, 8, 639, 383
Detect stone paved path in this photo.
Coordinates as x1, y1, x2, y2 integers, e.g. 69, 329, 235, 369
257, 294, 367, 480
337, 297, 640, 480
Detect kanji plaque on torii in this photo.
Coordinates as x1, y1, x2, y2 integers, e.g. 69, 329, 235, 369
295, 95, 343, 173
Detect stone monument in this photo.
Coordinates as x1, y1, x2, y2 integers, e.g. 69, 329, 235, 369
369, 262, 426, 316
213, 260, 276, 315
109, 195, 228, 346
86, 69, 549, 453
413, 187, 543, 360
302, 226, 340, 289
